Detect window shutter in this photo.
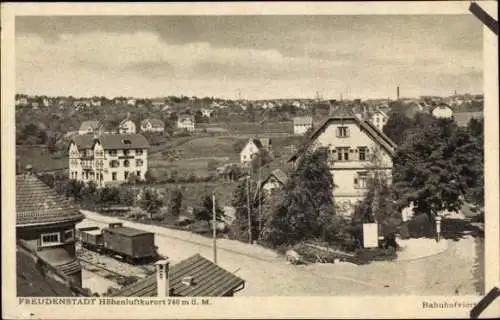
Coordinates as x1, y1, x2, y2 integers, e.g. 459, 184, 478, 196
346, 127, 350, 137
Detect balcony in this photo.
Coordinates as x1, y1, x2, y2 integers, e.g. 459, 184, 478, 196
81, 161, 94, 170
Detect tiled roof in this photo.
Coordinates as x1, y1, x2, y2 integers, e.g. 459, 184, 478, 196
17, 241, 88, 297
269, 169, 289, 185
71, 133, 150, 150
111, 254, 245, 297
453, 112, 483, 127
141, 118, 165, 128
288, 114, 397, 162
79, 120, 101, 132
16, 174, 83, 227
293, 116, 313, 125
17, 247, 76, 297
178, 115, 195, 122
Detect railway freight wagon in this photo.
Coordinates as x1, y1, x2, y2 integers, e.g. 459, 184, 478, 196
77, 223, 159, 264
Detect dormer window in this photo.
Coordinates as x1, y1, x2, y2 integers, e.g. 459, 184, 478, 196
336, 126, 349, 138
122, 139, 131, 145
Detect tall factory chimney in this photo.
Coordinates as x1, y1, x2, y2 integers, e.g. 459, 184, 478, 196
397, 86, 400, 100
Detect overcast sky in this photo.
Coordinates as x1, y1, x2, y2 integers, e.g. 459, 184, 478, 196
16, 15, 482, 100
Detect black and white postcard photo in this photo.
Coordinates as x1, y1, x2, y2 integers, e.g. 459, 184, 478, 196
2, 1, 498, 319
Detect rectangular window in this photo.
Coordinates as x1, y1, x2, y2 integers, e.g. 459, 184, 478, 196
355, 172, 369, 189
124, 150, 130, 156
124, 160, 130, 168
110, 160, 119, 168
337, 126, 349, 138
136, 171, 141, 177
124, 171, 129, 180
136, 159, 143, 167
109, 150, 117, 156
41, 232, 60, 246
112, 172, 117, 180
136, 149, 143, 156
359, 147, 367, 161
64, 229, 74, 241
336, 147, 350, 161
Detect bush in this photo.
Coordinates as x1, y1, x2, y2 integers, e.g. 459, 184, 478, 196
354, 247, 397, 264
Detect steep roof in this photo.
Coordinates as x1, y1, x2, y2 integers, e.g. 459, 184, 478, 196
453, 112, 483, 127
70, 133, 150, 150
17, 241, 88, 297
79, 120, 101, 132
293, 116, 313, 125
17, 247, 76, 297
178, 115, 194, 122
111, 254, 245, 297
16, 173, 83, 227
141, 118, 165, 128
119, 119, 135, 127
261, 169, 289, 188
247, 138, 264, 150
288, 114, 398, 162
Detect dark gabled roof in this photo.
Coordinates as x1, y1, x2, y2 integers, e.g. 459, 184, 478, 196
104, 225, 153, 237
70, 133, 150, 150
111, 254, 245, 297
79, 120, 102, 132
288, 114, 397, 162
263, 169, 289, 187
16, 174, 83, 227
251, 138, 264, 149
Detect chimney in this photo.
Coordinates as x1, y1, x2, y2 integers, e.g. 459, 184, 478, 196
155, 259, 170, 297
397, 86, 400, 100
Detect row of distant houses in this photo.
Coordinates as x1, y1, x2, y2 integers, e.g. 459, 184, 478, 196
78, 115, 196, 136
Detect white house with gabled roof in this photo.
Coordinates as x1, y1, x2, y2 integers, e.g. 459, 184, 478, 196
289, 108, 397, 216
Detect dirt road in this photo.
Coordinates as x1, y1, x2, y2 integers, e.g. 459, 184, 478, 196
78, 210, 482, 296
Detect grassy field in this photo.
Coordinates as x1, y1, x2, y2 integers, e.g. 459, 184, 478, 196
17, 127, 304, 178
149, 180, 238, 210
16, 145, 68, 172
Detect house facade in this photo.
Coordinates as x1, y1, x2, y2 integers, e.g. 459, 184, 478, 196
289, 112, 397, 216
140, 119, 165, 133
118, 119, 137, 134
260, 169, 288, 196
177, 115, 195, 132
431, 103, 454, 119
201, 108, 215, 118
16, 97, 29, 106
370, 109, 389, 132
293, 116, 313, 135
68, 133, 150, 186
78, 120, 104, 135
240, 138, 272, 165
453, 111, 483, 127
16, 169, 85, 287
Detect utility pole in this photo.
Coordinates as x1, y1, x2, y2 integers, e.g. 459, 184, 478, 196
247, 175, 252, 244
212, 193, 217, 264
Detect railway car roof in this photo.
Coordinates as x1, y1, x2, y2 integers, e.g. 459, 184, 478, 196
85, 229, 102, 235
104, 226, 153, 237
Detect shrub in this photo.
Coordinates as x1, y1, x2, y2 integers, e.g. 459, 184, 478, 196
354, 247, 397, 264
